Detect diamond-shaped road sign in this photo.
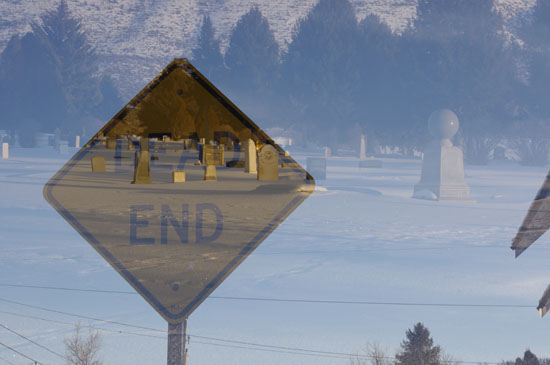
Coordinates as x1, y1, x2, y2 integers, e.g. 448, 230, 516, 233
512, 170, 550, 317
44, 59, 314, 323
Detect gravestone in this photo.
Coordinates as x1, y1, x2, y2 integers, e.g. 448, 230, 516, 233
75, 135, 80, 149
245, 139, 257, 174
359, 135, 367, 160
106, 137, 117, 149
307, 157, 327, 180
324, 147, 331, 158
204, 165, 217, 181
132, 150, 152, 184
258, 144, 278, 181
172, 171, 186, 183
58, 141, 69, 155
91, 156, 106, 172
2, 142, 8, 159
35, 133, 50, 148
54, 128, 61, 147
203, 144, 224, 166
413, 109, 470, 200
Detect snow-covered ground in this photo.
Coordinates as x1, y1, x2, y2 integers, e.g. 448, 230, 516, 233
1, 146, 550, 364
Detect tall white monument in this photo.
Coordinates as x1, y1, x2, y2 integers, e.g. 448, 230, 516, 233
413, 109, 470, 201
359, 135, 367, 160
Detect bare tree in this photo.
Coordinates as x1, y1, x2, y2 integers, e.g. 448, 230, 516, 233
440, 351, 462, 365
462, 133, 500, 165
513, 137, 550, 166
351, 342, 394, 365
64, 323, 103, 365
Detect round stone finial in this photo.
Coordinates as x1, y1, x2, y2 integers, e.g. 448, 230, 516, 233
428, 109, 459, 140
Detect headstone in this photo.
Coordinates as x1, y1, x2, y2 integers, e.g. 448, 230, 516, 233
359, 135, 367, 160
324, 147, 331, 158
257, 144, 278, 181
306, 157, 326, 180
204, 165, 217, 181
58, 140, 69, 155
75, 135, 80, 149
132, 150, 152, 184
35, 133, 50, 148
91, 156, 106, 172
413, 109, 470, 201
115, 139, 123, 172
203, 144, 224, 166
54, 128, 61, 147
244, 139, 257, 174
2, 142, 8, 159
128, 136, 134, 151
106, 137, 117, 149
172, 171, 186, 183
186, 139, 197, 150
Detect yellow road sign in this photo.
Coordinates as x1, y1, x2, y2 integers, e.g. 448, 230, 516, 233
44, 59, 314, 323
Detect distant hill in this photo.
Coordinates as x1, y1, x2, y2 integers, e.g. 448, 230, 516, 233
0, 0, 535, 99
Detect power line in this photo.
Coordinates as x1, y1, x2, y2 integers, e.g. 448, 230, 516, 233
0, 302, 373, 361
190, 339, 367, 360
0, 284, 534, 308
0, 283, 135, 295
0, 341, 43, 365
0, 298, 161, 333
0, 309, 361, 360
0, 309, 164, 340
0, 308, 489, 364
0, 323, 64, 359
0, 297, 501, 364
207, 296, 534, 308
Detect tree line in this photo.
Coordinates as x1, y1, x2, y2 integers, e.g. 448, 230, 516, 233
2, 0, 550, 152
352, 322, 550, 365
0, 0, 122, 146
193, 0, 550, 155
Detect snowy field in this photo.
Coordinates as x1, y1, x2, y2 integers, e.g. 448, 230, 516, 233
1, 146, 550, 364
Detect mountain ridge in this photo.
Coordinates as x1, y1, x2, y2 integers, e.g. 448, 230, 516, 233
0, 0, 535, 98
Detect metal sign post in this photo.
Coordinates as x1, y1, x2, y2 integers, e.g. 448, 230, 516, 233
167, 319, 188, 365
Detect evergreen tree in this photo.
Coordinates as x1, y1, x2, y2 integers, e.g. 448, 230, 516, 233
282, 0, 361, 147
517, 0, 550, 123
192, 15, 224, 82
395, 322, 441, 365
0, 32, 66, 137
414, 0, 501, 43
402, 0, 517, 138
355, 14, 401, 148
519, 0, 550, 51
31, 0, 99, 129
224, 6, 279, 92
95, 75, 123, 121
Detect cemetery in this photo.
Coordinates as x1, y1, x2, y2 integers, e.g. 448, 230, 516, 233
2, 129, 550, 363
